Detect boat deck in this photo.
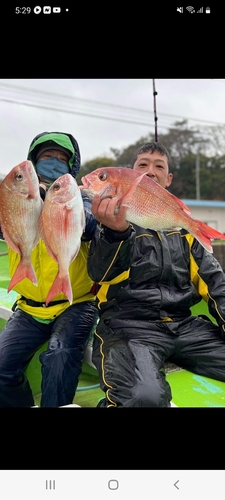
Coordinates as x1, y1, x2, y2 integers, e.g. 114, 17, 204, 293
1, 239, 225, 407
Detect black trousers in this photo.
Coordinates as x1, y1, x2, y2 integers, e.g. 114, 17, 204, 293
93, 315, 225, 407
0, 301, 98, 407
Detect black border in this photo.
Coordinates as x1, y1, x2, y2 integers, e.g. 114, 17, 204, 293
0, 407, 223, 470
1, 2, 223, 78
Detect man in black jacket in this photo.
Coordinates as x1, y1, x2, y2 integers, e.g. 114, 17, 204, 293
87, 142, 225, 407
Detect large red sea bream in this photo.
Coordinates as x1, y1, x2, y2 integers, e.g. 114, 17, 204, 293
0, 161, 43, 291
80, 166, 225, 253
38, 173, 85, 305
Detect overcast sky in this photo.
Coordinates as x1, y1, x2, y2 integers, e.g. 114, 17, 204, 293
1, 78, 225, 176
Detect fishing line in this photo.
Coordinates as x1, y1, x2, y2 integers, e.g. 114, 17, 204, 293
152, 79, 158, 141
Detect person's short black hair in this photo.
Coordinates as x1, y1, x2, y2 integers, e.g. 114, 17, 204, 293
132, 142, 171, 171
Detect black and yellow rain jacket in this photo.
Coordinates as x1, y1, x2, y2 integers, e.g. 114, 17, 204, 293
0, 132, 97, 322
88, 223, 225, 335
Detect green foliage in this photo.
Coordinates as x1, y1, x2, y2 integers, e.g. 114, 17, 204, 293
169, 153, 197, 198
110, 134, 155, 167
77, 121, 225, 200
76, 156, 117, 184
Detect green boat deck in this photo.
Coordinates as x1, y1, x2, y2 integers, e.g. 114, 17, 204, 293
1, 239, 225, 407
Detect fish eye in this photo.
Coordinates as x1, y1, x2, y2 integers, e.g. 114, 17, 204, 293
98, 173, 108, 181
15, 173, 23, 181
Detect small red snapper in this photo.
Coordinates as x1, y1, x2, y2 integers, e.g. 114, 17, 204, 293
38, 174, 85, 305
0, 161, 43, 291
80, 166, 225, 253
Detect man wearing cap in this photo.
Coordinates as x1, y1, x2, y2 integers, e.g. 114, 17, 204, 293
30, 132, 77, 190
0, 131, 98, 407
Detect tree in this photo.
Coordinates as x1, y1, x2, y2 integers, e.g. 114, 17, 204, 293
76, 157, 116, 184
77, 120, 225, 200
110, 134, 155, 167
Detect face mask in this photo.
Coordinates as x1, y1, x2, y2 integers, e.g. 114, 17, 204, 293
36, 157, 70, 182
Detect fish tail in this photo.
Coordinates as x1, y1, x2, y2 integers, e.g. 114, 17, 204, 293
8, 260, 38, 292
45, 273, 73, 306
192, 220, 225, 253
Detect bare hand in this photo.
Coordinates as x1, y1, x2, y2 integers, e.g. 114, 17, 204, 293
91, 194, 129, 232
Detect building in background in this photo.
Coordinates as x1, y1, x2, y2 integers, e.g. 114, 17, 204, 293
182, 199, 225, 272
182, 200, 225, 234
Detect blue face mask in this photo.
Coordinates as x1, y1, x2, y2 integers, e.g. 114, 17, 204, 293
36, 157, 70, 182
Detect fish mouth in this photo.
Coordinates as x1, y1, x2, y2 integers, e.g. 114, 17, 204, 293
79, 177, 95, 200
80, 176, 90, 189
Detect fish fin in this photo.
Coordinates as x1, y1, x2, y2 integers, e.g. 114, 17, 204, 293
116, 172, 147, 209
8, 259, 38, 292
38, 213, 47, 241
65, 199, 76, 210
165, 192, 192, 215
43, 240, 58, 262
80, 185, 117, 201
114, 172, 191, 215
38, 215, 58, 262
79, 188, 95, 200
158, 227, 182, 232
100, 184, 118, 200
81, 211, 86, 232
38, 214, 45, 240
45, 273, 73, 305
1, 227, 21, 255
192, 220, 225, 253
71, 246, 81, 263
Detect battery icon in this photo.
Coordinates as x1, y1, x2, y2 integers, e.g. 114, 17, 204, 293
205, 6, 210, 13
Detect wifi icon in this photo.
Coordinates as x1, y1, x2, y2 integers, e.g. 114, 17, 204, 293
186, 5, 195, 12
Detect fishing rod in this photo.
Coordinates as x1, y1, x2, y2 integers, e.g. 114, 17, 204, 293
152, 79, 158, 142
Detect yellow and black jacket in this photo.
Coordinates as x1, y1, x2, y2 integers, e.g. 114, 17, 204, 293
8, 235, 96, 321
0, 131, 97, 321
1, 190, 97, 321
88, 223, 225, 331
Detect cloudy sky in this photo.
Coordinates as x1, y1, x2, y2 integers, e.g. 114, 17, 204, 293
1, 78, 225, 176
